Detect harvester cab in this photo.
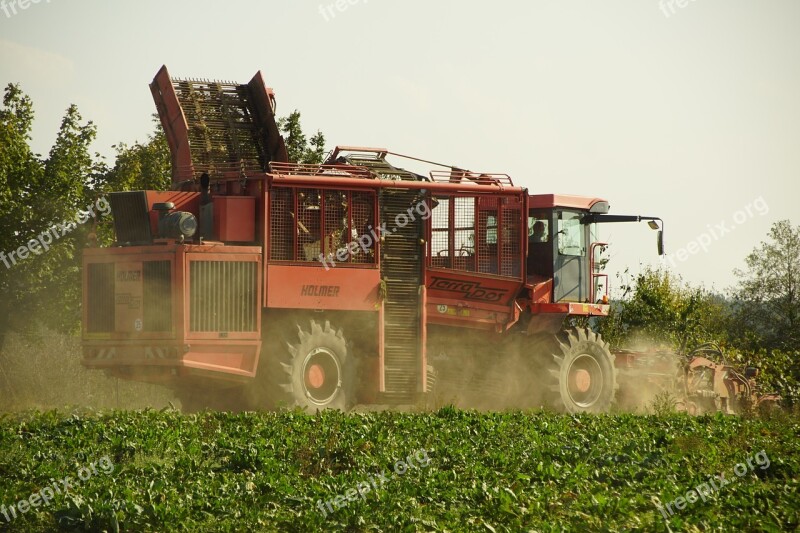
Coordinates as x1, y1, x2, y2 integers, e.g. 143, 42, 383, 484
525, 195, 664, 306
526, 195, 607, 304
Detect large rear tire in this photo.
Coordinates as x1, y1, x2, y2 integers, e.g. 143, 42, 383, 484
260, 319, 356, 411
547, 328, 618, 413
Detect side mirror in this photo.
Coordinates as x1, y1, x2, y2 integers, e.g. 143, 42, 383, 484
657, 230, 665, 256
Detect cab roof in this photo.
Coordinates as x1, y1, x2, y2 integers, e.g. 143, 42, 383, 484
528, 194, 609, 213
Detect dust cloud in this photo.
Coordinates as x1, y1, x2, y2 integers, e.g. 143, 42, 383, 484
0, 328, 175, 413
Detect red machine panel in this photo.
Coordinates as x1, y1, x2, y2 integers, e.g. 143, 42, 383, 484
213, 196, 256, 242
267, 265, 381, 311
82, 244, 263, 380
425, 269, 522, 330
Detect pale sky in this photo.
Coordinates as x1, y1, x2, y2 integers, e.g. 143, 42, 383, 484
1, 1, 798, 292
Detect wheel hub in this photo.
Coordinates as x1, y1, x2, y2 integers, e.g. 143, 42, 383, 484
302, 348, 341, 405
305, 364, 326, 390
567, 353, 604, 408
573, 369, 591, 393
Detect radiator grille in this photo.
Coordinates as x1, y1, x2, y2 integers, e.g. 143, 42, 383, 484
190, 261, 258, 332
86, 263, 115, 332
143, 261, 172, 332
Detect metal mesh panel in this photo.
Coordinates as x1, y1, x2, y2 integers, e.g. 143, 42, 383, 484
296, 188, 322, 261
189, 261, 257, 332
477, 197, 499, 274
269, 186, 376, 265
349, 192, 376, 264
428, 195, 521, 278
320, 191, 377, 264
501, 207, 522, 278
87, 263, 115, 333
429, 196, 476, 271
430, 197, 450, 268
322, 190, 347, 259
453, 197, 475, 272
269, 188, 293, 261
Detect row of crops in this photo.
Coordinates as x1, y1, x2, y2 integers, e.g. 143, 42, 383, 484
0, 408, 798, 531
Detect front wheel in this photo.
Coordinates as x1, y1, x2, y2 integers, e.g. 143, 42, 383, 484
547, 328, 618, 413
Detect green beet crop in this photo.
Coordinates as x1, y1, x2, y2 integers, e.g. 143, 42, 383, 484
0, 409, 798, 532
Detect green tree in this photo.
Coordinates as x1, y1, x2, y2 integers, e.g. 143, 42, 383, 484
30, 105, 105, 332
0, 84, 45, 334
0, 84, 45, 252
729, 220, 800, 353
598, 267, 728, 352
103, 115, 171, 193
0, 85, 103, 334
277, 110, 326, 164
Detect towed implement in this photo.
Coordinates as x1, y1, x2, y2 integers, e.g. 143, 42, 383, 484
616, 343, 781, 414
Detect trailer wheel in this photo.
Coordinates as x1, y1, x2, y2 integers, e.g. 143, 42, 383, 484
271, 320, 355, 411
547, 328, 618, 413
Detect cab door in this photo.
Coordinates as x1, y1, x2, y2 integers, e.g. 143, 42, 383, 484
554, 210, 589, 302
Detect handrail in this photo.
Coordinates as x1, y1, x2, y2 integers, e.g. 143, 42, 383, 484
589, 242, 609, 303
268, 161, 374, 179
429, 170, 514, 186
330, 146, 516, 186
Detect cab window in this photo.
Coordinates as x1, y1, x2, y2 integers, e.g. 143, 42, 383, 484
528, 214, 549, 243
557, 211, 585, 256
